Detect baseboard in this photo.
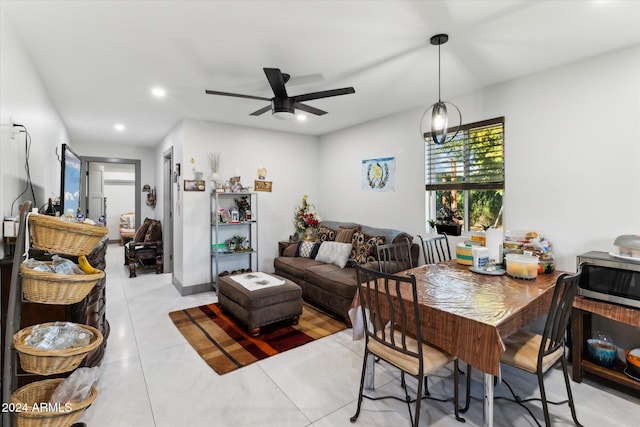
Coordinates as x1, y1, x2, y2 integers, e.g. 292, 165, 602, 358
173, 278, 213, 296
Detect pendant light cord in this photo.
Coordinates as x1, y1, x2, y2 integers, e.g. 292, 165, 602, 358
438, 42, 442, 102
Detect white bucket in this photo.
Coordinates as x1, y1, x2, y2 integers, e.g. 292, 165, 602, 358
472, 246, 490, 268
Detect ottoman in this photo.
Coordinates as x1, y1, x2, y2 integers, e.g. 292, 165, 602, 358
218, 273, 303, 336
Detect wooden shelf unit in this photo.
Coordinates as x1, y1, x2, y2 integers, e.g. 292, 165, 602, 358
571, 296, 640, 393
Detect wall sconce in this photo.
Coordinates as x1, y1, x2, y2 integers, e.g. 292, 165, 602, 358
143, 184, 156, 209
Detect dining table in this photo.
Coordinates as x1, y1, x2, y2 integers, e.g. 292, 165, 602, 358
350, 260, 563, 427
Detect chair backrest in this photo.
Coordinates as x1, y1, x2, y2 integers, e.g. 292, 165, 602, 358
418, 233, 451, 264
538, 267, 583, 362
355, 264, 423, 364
376, 237, 413, 273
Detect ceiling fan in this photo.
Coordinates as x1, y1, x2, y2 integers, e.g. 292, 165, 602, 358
205, 68, 355, 119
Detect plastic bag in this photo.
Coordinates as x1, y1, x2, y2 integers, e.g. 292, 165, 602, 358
49, 367, 100, 404
24, 322, 94, 350
51, 255, 85, 275
22, 258, 54, 272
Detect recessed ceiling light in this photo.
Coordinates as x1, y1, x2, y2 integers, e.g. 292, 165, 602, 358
114, 123, 125, 132
151, 87, 166, 98
296, 114, 307, 122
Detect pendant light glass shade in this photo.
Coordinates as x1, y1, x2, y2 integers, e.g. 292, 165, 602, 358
420, 34, 462, 145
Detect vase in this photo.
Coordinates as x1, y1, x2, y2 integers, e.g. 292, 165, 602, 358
302, 228, 315, 241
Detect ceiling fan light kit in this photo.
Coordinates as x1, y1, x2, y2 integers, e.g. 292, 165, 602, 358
421, 33, 462, 145
205, 68, 355, 120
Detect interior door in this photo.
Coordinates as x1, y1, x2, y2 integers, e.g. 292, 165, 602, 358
87, 163, 105, 221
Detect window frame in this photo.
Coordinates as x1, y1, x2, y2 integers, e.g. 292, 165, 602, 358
424, 116, 505, 232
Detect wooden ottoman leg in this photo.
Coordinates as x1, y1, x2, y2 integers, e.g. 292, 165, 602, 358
291, 315, 299, 325
249, 327, 260, 337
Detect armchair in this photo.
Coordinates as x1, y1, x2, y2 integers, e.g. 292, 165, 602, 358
124, 218, 163, 278
119, 212, 136, 245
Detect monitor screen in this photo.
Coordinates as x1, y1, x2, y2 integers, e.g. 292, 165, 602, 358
60, 144, 82, 214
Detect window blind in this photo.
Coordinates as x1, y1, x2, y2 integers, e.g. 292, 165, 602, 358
425, 117, 504, 191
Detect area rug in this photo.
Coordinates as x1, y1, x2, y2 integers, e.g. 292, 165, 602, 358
169, 302, 347, 375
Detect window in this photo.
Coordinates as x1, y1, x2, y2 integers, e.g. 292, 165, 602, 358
425, 117, 504, 232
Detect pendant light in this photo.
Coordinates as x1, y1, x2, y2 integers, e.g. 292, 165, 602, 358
420, 34, 462, 145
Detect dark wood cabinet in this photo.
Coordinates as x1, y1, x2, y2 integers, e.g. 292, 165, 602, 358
571, 296, 640, 393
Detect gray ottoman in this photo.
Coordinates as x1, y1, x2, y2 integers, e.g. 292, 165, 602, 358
218, 273, 303, 336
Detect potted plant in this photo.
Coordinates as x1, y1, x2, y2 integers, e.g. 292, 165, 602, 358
435, 207, 463, 236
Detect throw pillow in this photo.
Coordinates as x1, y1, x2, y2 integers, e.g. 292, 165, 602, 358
134, 218, 152, 242
350, 231, 386, 266
144, 219, 162, 242
283, 243, 299, 257
335, 226, 360, 243
316, 225, 336, 242
315, 241, 353, 268
296, 241, 320, 259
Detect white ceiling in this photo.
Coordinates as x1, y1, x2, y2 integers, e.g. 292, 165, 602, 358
3, 0, 639, 147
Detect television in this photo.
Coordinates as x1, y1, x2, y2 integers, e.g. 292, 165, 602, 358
60, 143, 82, 215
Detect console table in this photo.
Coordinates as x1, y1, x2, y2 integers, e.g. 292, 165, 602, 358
571, 296, 640, 392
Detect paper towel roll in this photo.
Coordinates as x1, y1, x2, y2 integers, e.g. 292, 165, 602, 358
486, 228, 504, 263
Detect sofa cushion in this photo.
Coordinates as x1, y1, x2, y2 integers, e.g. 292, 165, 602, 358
304, 264, 359, 299
316, 225, 336, 242
274, 256, 325, 279
296, 241, 320, 258
283, 242, 298, 257
350, 231, 385, 265
315, 242, 353, 268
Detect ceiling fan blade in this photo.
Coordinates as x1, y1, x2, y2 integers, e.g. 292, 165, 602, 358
249, 105, 272, 116
293, 87, 355, 103
205, 90, 270, 101
294, 102, 327, 116
263, 68, 288, 98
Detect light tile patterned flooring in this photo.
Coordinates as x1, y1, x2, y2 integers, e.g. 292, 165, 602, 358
78, 244, 639, 426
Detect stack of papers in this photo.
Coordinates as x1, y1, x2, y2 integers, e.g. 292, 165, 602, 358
231, 272, 285, 291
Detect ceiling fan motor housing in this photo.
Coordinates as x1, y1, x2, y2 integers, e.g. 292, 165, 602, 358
271, 97, 295, 115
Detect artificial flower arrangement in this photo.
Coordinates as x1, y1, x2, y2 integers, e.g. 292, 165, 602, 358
293, 195, 320, 235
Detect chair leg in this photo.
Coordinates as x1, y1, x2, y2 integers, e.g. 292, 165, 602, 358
128, 259, 137, 278
453, 360, 466, 423
350, 349, 369, 423
537, 368, 551, 427
412, 375, 423, 427
561, 357, 583, 427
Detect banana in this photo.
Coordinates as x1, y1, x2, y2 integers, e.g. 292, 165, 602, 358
78, 255, 101, 274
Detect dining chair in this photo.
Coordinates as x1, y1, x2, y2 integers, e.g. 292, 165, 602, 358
499, 268, 584, 427
351, 264, 465, 426
376, 237, 413, 274
418, 233, 451, 265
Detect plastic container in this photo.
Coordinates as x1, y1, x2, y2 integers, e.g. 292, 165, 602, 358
456, 243, 473, 265
505, 254, 538, 280
613, 235, 640, 258
587, 339, 616, 368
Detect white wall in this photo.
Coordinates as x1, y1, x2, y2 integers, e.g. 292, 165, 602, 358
103, 166, 136, 241
165, 119, 319, 292
318, 45, 640, 273
0, 14, 70, 258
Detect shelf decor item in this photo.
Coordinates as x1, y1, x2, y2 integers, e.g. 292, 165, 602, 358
11, 378, 98, 427
28, 214, 109, 256
13, 323, 104, 375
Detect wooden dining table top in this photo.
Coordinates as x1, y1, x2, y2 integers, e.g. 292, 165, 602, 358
373, 261, 563, 376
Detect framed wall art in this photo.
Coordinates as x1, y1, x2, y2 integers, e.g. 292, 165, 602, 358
184, 180, 206, 191
254, 180, 273, 192
361, 157, 395, 192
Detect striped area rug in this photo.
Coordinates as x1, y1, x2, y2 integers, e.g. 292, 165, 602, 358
169, 302, 347, 375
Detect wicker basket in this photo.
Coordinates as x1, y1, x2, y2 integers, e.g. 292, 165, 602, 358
29, 214, 109, 256
13, 323, 104, 376
11, 378, 98, 427
20, 264, 104, 305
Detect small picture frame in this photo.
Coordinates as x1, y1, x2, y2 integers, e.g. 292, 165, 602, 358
230, 210, 240, 222
254, 180, 272, 192
184, 180, 205, 191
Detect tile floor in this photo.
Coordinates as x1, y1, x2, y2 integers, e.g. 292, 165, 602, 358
78, 244, 639, 426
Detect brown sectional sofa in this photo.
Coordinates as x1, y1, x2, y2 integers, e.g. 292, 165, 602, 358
273, 220, 419, 325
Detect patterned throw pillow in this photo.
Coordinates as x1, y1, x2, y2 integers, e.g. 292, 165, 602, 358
296, 241, 320, 259
350, 231, 386, 265
144, 219, 162, 242
134, 218, 152, 242
316, 225, 336, 242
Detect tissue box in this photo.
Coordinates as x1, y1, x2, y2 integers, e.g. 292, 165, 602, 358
3, 219, 18, 237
